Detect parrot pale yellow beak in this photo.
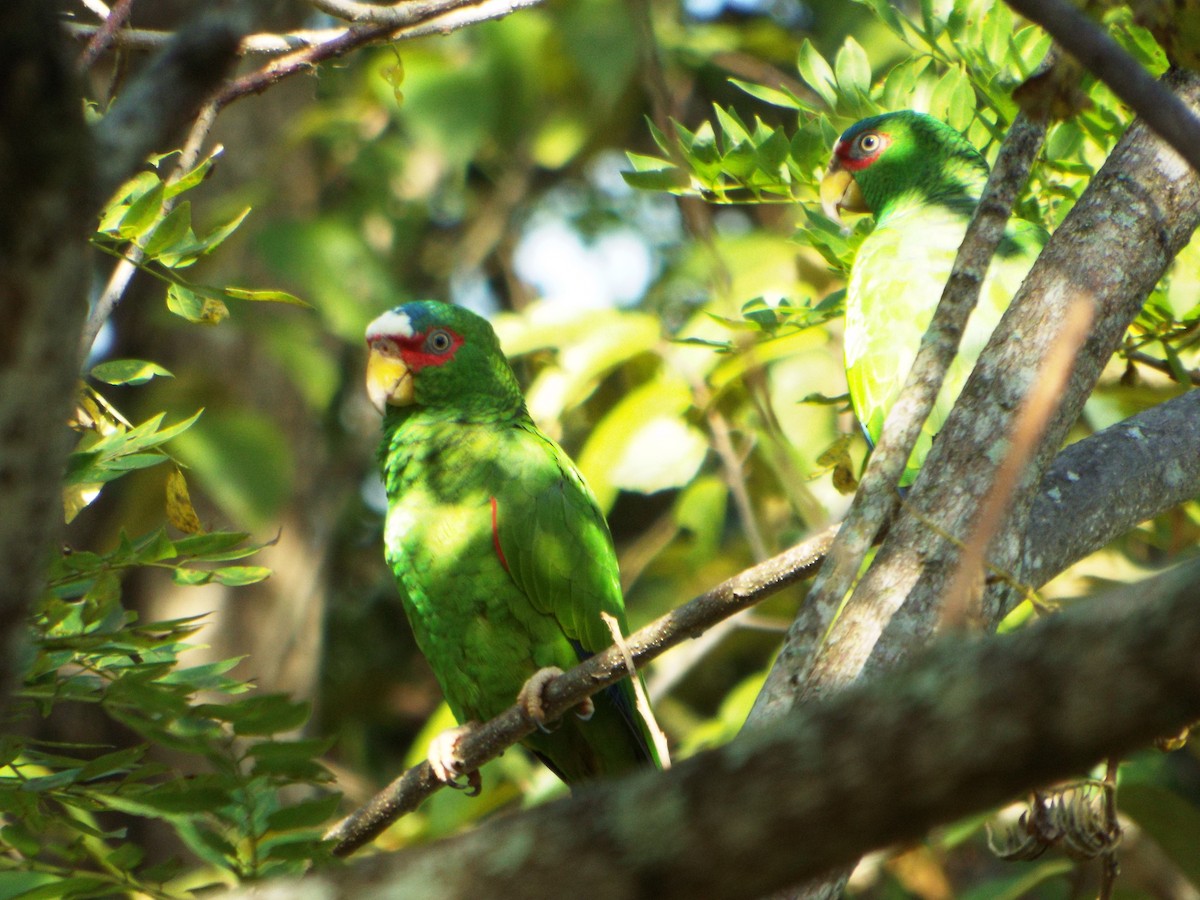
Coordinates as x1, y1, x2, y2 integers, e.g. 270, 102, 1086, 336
366, 348, 414, 415
819, 162, 867, 227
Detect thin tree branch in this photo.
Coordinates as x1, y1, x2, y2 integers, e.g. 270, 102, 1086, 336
1004, 0, 1200, 175
90, 11, 242, 205
239, 559, 1200, 899
325, 525, 836, 857
1124, 347, 1200, 386
76, 0, 134, 72
65, 23, 346, 56
311, 0, 484, 25
211, 0, 544, 109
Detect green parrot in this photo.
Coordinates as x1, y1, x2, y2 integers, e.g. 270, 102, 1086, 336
820, 110, 1046, 485
365, 300, 660, 786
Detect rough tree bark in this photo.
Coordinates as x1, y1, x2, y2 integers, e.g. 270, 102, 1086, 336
772, 66, 1200, 713
0, 4, 241, 714
0, 2, 95, 711
221, 559, 1200, 900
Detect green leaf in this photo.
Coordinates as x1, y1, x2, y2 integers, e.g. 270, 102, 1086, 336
166, 283, 229, 324
164, 146, 221, 198
8, 877, 117, 900
20, 768, 84, 792
197, 695, 311, 736
622, 167, 691, 193
105, 841, 145, 871
263, 793, 341, 831
222, 286, 311, 307
852, 0, 904, 33
797, 40, 837, 109
713, 105, 751, 147
117, 181, 166, 240
1113, 782, 1200, 888
166, 283, 204, 323
577, 375, 709, 509
142, 201, 193, 259
834, 36, 872, 97
729, 78, 810, 111
208, 566, 272, 586
171, 207, 252, 268
89, 359, 174, 386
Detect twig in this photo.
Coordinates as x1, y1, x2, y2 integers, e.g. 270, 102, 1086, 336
311, 0, 483, 25
1003, 0, 1200, 174
90, 12, 242, 206
939, 295, 1093, 629
76, 0, 134, 71
65, 23, 346, 56
1124, 347, 1200, 386
325, 524, 836, 857
1099, 757, 1121, 900
600, 612, 671, 768
213, 0, 544, 108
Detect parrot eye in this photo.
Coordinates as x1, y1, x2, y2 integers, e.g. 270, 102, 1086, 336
857, 132, 882, 154
425, 329, 454, 354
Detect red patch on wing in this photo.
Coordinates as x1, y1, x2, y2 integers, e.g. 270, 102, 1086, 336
396, 329, 465, 373
490, 496, 510, 573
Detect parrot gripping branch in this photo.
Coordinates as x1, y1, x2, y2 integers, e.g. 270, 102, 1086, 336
324, 524, 836, 857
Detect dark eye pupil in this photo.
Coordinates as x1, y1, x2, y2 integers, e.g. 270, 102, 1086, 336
430, 332, 450, 351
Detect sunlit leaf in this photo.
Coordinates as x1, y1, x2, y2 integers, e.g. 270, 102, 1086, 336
797, 40, 838, 110
166, 467, 204, 535
223, 286, 310, 307
89, 359, 173, 386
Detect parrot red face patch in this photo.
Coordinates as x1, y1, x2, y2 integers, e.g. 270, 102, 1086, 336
393, 327, 465, 373
834, 130, 891, 171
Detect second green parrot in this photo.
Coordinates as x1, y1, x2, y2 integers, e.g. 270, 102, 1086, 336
366, 300, 660, 786
821, 110, 1047, 485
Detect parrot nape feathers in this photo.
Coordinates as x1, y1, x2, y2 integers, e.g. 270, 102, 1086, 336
821, 110, 1046, 485
366, 300, 660, 786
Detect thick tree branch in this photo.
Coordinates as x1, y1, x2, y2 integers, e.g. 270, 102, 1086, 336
788, 68, 1200, 716
236, 560, 1200, 899
0, 1, 94, 712
1024, 387, 1200, 586
1004, 0, 1200, 175
746, 112, 1048, 725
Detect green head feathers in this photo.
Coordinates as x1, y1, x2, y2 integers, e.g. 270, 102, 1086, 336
822, 110, 990, 225
365, 300, 524, 421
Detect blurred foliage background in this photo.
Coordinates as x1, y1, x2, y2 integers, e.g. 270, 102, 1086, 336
18, 0, 1200, 896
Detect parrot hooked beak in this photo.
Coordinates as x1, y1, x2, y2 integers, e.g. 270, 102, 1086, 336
366, 345, 414, 415
819, 157, 868, 227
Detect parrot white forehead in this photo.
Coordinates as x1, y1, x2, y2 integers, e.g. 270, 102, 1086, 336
366, 309, 414, 340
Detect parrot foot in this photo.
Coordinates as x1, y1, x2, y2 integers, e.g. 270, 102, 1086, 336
518, 667, 594, 731
427, 724, 481, 795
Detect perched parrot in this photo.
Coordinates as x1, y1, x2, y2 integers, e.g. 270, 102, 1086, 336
820, 110, 1046, 485
365, 300, 660, 786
